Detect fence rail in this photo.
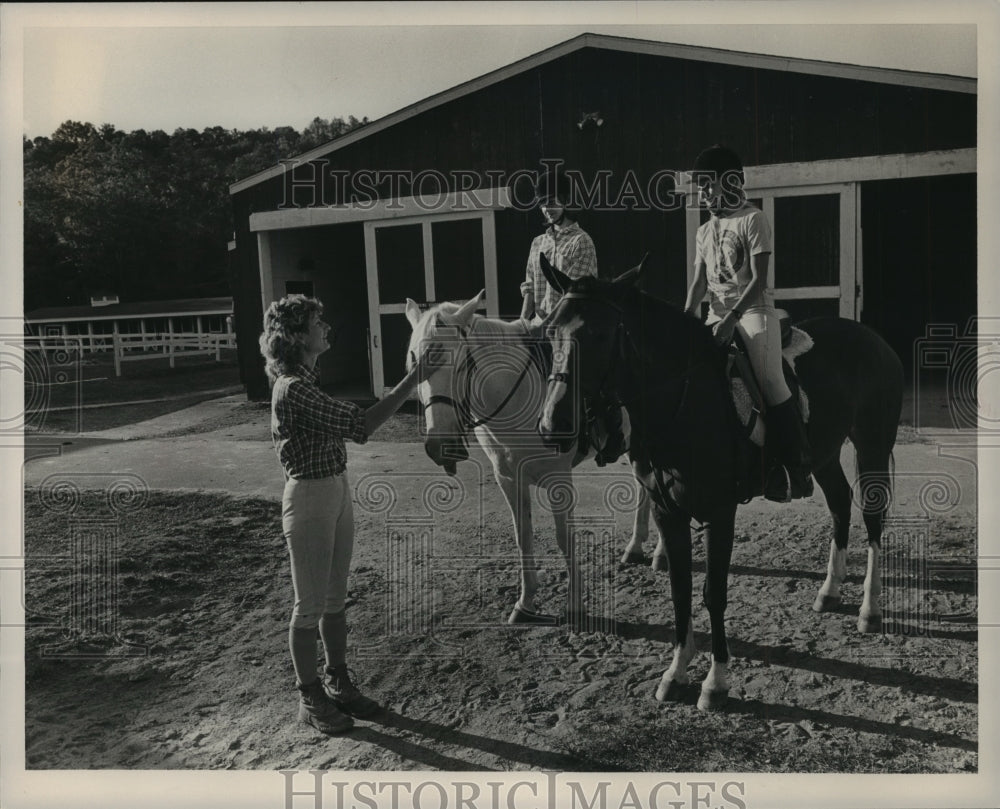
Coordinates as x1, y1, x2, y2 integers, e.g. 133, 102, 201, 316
23, 332, 236, 376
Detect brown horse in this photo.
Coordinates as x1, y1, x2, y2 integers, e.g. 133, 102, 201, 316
537, 254, 902, 710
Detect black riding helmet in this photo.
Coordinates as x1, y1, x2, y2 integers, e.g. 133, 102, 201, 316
692, 144, 745, 186
534, 168, 580, 214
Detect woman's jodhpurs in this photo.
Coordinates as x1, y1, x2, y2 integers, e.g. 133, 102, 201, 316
282, 474, 354, 629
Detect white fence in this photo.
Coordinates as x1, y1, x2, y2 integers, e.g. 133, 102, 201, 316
112, 332, 236, 376
24, 332, 236, 376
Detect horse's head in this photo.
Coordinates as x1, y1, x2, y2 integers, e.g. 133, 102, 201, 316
537, 253, 647, 451
405, 291, 485, 475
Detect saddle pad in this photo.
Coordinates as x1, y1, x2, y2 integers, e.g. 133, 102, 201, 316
730, 327, 813, 447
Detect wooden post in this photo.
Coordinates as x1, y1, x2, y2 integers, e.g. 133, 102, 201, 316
113, 333, 122, 377
87, 321, 94, 354
168, 317, 175, 368
140, 319, 147, 351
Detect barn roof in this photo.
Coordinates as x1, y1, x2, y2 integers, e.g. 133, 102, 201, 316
25, 296, 233, 323
229, 32, 977, 195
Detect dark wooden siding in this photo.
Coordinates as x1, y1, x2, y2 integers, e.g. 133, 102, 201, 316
253, 47, 973, 216
231, 43, 975, 395
229, 193, 268, 400
860, 173, 976, 376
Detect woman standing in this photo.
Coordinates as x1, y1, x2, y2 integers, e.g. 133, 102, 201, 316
259, 294, 429, 734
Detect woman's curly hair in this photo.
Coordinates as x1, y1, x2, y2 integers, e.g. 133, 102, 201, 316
258, 294, 324, 384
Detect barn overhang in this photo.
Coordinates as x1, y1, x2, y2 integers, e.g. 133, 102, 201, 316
248, 187, 513, 232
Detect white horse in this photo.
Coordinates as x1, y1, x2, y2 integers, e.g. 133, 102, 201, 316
405, 292, 658, 625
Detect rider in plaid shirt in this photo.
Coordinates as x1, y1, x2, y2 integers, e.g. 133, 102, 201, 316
519, 169, 598, 321
519, 168, 628, 466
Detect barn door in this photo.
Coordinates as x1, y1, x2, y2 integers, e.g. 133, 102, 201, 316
364, 212, 499, 398
756, 182, 859, 321
686, 181, 859, 322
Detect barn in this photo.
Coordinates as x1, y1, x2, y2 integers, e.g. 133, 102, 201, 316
228, 33, 976, 401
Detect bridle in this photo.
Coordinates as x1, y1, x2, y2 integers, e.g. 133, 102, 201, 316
544, 291, 639, 402
411, 315, 541, 433
543, 287, 710, 522
544, 288, 711, 398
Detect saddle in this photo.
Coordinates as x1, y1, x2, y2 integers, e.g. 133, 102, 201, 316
727, 321, 812, 443
725, 316, 813, 502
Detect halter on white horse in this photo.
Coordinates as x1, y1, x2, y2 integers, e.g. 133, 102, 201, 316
406, 293, 547, 456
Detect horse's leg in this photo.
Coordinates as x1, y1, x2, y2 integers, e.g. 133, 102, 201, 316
812, 457, 852, 612
495, 473, 543, 624
621, 485, 667, 569
650, 532, 669, 573
652, 507, 695, 701
698, 507, 736, 711
621, 483, 650, 565
544, 474, 586, 627
855, 445, 892, 634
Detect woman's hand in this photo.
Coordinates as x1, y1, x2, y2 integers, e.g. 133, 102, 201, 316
408, 342, 449, 385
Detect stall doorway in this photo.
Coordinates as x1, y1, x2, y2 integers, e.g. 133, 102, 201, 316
364, 212, 500, 397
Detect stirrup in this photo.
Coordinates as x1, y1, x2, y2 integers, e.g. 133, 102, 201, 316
790, 470, 814, 499
763, 466, 791, 504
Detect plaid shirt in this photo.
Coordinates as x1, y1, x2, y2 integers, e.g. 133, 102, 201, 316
521, 221, 598, 318
270, 364, 367, 479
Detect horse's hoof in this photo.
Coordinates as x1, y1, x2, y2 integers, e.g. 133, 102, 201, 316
507, 607, 557, 626
621, 550, 645, 565
857, 613, 882, 634
650, 554, 669, 573
697, 688, 729, 712
563, 609, 589, 632
813, 593, 841, 612
655, 678, 688, 702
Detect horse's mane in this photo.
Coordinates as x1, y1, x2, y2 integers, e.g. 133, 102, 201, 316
426, 303, 527, 339
626, 284, 720, 358
568, 275, 720, 362
407, 301, 532, 371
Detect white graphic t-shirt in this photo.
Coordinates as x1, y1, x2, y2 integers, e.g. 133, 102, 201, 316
695, 202, 773, 319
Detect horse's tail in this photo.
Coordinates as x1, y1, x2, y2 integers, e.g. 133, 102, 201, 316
852, 347, 902, 515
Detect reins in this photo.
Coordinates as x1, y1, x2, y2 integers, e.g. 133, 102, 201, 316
544, 288, 709, 524
546, 291, 704, 414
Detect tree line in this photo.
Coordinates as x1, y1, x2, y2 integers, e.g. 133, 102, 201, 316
23, 116, 368, 311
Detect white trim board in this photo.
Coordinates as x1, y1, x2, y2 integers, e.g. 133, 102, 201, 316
26, 309, 233, 324
745, 148, 975, 189
230, 33, 975, 195
249, 187, 512, 232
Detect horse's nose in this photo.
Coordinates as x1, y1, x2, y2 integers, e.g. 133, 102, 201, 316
425, 437, 468, 470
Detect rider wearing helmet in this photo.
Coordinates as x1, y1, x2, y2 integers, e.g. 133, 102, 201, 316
519, 167, 627, 466
520, 168, 598, 321
684, 144, 813, 500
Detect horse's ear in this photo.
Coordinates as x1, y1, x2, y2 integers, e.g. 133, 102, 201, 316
405, 298, 422, 328
452, 289, 485, 327
611, 252, 649, 288
540, 252, 572, 294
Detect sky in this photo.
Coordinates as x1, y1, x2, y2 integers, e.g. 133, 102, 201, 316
8, 3, 982, 139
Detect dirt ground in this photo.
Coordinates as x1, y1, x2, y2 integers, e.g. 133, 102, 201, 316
22, 404, 978, 773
